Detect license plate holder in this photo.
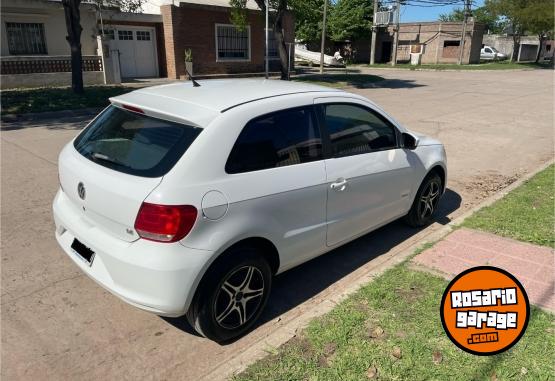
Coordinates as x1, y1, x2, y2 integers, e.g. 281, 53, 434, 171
71, 238, 95, 266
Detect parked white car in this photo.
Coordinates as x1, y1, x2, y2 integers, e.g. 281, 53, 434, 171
481, 45, 508, 61
53, 79, 447, 342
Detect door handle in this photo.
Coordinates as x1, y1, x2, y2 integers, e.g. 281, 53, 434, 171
330, 178, 348, 191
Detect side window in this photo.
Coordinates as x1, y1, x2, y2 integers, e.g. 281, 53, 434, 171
323, 104, 397, 157
226, 107, 322, 174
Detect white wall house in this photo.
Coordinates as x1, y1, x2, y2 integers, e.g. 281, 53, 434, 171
1, 0, 103, 88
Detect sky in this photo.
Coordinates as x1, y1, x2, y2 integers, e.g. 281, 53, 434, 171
143, 0, 487, 22
400, 0, 485, 22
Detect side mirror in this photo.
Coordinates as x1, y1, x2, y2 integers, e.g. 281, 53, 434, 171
402, 132, 419, 150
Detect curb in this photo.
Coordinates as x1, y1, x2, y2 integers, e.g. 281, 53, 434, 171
202, 159, 554, 381
1, 107, 102, 123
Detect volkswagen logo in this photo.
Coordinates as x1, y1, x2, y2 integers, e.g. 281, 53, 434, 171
77, 182, 86, 200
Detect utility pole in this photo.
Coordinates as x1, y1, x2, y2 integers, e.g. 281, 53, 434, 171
391, 0, 400, 66
265, 0, 269, 78
319, 0, 328, 74
458, 0, 470, 65
370, 0, 379, 65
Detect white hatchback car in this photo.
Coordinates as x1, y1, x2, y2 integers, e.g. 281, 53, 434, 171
53, 79, 446, 342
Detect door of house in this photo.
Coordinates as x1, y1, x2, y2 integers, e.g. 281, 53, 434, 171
113, 26, 158, 78
380, 41, 392, 63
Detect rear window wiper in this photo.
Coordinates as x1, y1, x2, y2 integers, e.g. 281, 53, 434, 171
90, 152, 130, 169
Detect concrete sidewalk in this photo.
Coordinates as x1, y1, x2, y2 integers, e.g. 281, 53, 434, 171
413, 228, 554, 312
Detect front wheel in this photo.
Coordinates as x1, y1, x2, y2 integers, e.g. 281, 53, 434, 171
404, 173, 443, 227
186, 247, 272, 343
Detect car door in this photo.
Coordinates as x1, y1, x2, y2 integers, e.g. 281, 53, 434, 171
315, 98, 413, 247
222, 105, 329, 269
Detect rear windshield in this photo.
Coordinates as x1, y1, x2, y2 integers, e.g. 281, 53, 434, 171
73, 105, 202, 177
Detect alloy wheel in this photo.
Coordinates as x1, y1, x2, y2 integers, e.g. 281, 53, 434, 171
213, 266, 265, 330
418, 180, 440, 220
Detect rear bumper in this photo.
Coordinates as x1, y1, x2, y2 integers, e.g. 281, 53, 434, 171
53, 189, 213, 317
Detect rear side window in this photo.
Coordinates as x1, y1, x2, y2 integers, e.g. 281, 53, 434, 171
74, 105, 202, 177
323, 103, 397, 157
226, 107, 322, 174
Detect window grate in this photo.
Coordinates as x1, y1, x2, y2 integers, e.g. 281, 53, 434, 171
6, 23, 47, 55
216, 25, 250, 60
266, 29, 279, 58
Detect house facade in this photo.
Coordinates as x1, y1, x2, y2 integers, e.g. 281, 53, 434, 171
161, 1, 295, 79
375, 21, 484, 64
0, 0, 104, 88
0, 0, 295, 89
482, 34, 554, 62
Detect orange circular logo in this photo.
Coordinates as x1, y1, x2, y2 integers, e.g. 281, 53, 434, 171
440, 266, 529, 355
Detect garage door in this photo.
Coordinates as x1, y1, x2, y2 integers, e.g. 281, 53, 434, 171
115, 27, 158, 78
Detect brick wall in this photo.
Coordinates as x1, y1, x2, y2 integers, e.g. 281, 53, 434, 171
161, 3, 294, 78
378, 21, 485, 64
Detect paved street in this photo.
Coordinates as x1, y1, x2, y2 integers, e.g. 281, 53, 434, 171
1, 69, 553, 380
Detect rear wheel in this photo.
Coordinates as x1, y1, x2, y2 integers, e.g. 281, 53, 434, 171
404, 173, 442, 227
187, 247, 272, 343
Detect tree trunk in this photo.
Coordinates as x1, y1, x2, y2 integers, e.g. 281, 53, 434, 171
273, 9, 289, 80
62, 0, 84, 94
535, 34, 544, 63
254, 0, 289, 80
510, 23, 520, 62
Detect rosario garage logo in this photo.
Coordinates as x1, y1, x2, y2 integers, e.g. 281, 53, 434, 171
440, 266, 530, 355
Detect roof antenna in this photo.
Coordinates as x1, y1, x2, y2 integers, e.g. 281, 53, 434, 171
185, 67, 201, 87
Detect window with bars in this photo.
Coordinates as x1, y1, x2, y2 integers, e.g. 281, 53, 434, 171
266, 28, 279, 59
5, 22, 47, 55
136, 31, 151, 41
215, 24, 250, 61
118, 30, 133, 40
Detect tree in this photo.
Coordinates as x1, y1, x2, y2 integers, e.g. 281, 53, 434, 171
294, 0, 329, 45
520, 0, 554, 62
484, 0, 530, 61
62, 0, 143, 94
62, 0, 84, 94
439, 6, 505, 34
230, 0, 292, 80
327, 0, 373, 42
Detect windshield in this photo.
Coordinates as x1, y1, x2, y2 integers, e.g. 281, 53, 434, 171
490, 47, 499, 53
74, 105, 202, 177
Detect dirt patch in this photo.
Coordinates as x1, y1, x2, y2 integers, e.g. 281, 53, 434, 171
352, 298, 371, 313
394, 286, 424, 302
365, 322, 387, 341
432, 350, 443, 365
288, 335, 315, 360
464, 173, 520, 200
317, 342, 338, 367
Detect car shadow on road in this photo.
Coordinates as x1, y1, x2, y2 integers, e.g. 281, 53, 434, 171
163, 188, 462, 341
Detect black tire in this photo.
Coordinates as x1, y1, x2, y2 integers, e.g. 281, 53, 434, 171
186, 246, 272, 343
404, 172, 443, 228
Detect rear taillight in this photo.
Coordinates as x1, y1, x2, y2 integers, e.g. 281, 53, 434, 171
134, 203, 197, 243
